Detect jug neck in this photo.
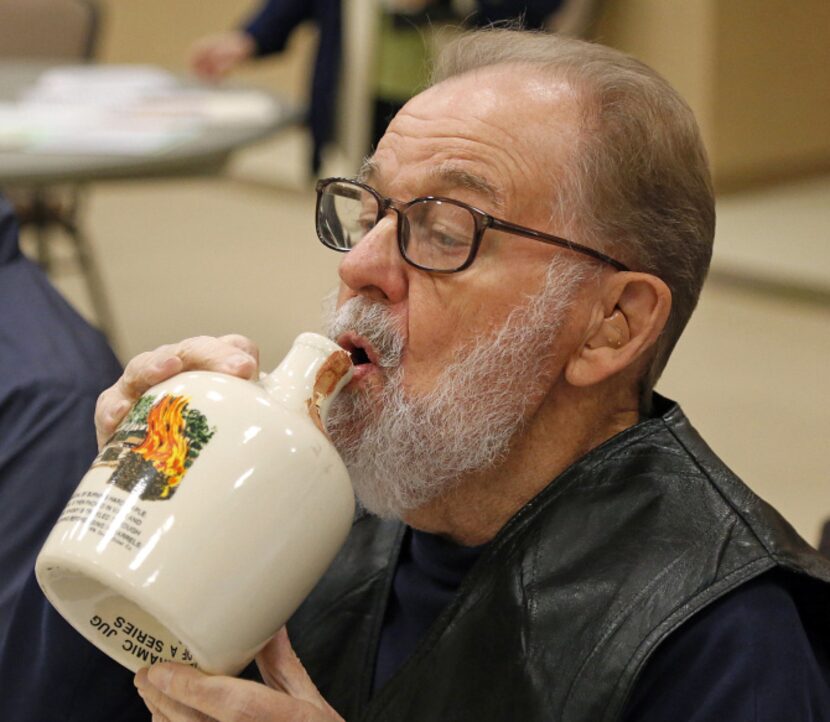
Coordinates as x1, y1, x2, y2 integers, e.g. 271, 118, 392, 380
261, 333, 352, 428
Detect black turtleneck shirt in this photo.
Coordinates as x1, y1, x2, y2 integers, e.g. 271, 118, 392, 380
373, 527, 830, 720
373, 527, 485, 693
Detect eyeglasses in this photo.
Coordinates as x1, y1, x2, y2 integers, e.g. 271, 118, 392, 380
314, 177, 630, 274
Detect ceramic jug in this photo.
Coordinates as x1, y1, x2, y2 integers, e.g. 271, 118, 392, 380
36, 332, 354, 675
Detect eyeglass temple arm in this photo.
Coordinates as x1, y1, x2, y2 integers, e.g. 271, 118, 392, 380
488, 218, 630, 272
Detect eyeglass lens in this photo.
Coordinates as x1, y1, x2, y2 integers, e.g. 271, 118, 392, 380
318, 181, 477, 272
318, 181, 377, 250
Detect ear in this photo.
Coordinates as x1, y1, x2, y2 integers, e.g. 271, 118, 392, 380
565, 273, 672, 388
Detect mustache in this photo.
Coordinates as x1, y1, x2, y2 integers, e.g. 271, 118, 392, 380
323, 291, 405, 369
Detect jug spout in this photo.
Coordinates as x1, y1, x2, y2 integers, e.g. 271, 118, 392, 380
262, 333, 353, 429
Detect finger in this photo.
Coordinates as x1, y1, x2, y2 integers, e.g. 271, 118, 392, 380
212, 56, 237, 78
217, 334, 260, 371
114, 335, 255, 405
189, 47, 209, 73
143, 663, 302, 722
174, 336, 258, 380
94, 349, 184, 447
135, 679, 162, 716
136, 668, 214, 722
95, 389, 133, 448
191, 53, 218, 81
256, 628, 337, 713
139, 692, 178, 722
201, 56, 222, 80
95, 335, 257, 447
116, 348, 184, 403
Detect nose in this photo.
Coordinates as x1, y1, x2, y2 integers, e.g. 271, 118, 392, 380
337, 212, 408, 304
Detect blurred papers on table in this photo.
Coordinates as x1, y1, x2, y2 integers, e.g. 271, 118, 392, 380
0, 64, 284, 156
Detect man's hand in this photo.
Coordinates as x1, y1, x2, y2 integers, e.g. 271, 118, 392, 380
134, 628, 344, 722
95, 335, 259, 449
189, 31, 257, 80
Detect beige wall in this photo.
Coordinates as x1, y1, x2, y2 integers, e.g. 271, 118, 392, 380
597, 0, 716, 159
713, 0, 830, 187
598, 0, 830, 189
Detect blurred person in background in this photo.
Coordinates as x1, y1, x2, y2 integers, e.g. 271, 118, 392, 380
189, 1, 596, 172
106, 28, 829, 722
370, 0, 572, 148
190, 0, 341, 175
0, 196, 147, 720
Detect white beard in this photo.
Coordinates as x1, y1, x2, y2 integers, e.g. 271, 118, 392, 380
323, 258, 588, 519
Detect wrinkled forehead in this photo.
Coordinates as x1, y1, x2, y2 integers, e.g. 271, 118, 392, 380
359, 156, 507, 210
363, 64, 583, 216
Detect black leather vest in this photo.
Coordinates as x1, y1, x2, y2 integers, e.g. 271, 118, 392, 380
287, 396, 830, 721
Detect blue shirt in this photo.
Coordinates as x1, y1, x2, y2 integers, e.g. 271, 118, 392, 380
374, 528, 830, 720
242, 0, 341, 172
0, 197, 147, 721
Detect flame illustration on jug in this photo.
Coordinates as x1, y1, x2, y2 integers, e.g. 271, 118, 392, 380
95, 394, 215, 501
131, 395, 190, 498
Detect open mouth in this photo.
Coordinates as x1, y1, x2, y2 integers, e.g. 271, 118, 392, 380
350, 345, 370, 366
336, 333, 380, 381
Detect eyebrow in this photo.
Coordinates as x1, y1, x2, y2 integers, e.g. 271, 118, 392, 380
357, 158, 505, 212
357, 156, 378, 183
428, 164, 505, 211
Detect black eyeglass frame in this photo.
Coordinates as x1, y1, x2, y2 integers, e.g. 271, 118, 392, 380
315, 177, 630, 274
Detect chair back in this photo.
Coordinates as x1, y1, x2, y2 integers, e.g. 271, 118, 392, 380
0, 0, 98, 61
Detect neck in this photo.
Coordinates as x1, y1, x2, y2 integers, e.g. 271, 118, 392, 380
402, 383, 640, 546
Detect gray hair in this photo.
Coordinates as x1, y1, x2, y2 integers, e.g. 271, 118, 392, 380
432, 29, 715, 399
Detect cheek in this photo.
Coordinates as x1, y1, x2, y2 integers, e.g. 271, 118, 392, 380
399, 255, 556, 389
403, 276, 515, 373
403, 284, 476, 375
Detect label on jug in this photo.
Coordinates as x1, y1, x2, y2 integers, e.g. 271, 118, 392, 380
56, 393, 217, 552
95, 393, 216, 501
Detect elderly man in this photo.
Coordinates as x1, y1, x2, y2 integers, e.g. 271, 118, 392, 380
97, 29, 830, 722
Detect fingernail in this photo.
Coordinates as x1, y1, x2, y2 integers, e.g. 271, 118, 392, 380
147, 664, 172, 692
107, 401, 129, 425
152, 356, 178, 374
134, 668, 148, 689
229, 353, 253, 369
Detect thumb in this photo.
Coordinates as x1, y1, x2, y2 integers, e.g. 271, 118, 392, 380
256, 627, 340, 715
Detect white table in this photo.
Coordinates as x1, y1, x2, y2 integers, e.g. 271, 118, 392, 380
0, 61, 302, 344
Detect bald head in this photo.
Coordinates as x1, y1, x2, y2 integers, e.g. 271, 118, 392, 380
431, 30, 715, 400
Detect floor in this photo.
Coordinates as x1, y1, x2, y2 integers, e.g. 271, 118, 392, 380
28, 136, 830, 547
